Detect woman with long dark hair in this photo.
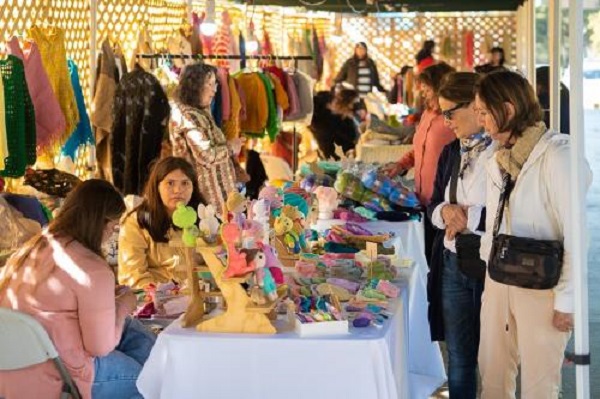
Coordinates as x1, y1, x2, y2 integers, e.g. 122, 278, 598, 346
0, 180, 155, 399
118, 156, 204, 289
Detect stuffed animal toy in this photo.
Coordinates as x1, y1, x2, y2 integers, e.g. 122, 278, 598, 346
313, 186, 339, 220
222, 223, 254, 278
172, 203, 199, 247
274, 213, 300, 254
258, 185, 282, 211
225, 191, 247, 227
251, 199, 271, 243
197, 204, 219, 241
262, 243, 284, 285
254, 244, 277, 301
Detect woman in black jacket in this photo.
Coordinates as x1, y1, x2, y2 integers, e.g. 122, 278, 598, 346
426, 72, 494, 399
309, 89, 360, 160
334, 42, 385, 98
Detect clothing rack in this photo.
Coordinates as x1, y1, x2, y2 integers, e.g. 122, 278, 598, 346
137, 52, 313, 175
135, 54, 313, 71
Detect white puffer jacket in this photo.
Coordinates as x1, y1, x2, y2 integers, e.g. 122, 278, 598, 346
480, 131, 593, 313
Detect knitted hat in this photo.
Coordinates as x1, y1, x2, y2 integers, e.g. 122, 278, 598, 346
226, 191, 246, 212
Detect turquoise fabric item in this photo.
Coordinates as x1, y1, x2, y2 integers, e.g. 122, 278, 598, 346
323, 242, 359, 253
61, 60, 94, 161
284, 192, 308, 217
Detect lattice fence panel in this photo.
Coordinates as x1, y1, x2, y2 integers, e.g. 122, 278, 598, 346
1, 0, 91, 101
336, 12, 517, 88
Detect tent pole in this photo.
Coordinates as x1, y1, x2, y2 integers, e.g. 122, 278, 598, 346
527, 0, 536, 84
89, 0, 97, 104
549, 0, 560, 131
568, 0, 591, 397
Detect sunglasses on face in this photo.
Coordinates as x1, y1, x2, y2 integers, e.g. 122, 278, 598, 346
442, 102, 469, 120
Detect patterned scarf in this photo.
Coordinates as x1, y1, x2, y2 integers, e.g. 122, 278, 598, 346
459, 131, 492, 178
496, 122, 547, 181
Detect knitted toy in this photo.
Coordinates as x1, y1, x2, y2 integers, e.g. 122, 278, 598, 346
313, 186, 339, 220
225, 191, 247, 227
197, 204, 219, 241
251, 198, 270, 243
172, 203, 199, 247
222, 223, 254, 278
254, 244, 277, 301
274, 213, 300, 254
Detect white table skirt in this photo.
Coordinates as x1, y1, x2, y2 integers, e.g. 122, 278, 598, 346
137, 220, 445, 399
313, 219, 446, 398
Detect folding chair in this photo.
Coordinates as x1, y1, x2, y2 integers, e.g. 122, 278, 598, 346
0, 308, 81, 399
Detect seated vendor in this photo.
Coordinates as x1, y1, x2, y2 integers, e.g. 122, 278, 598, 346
118, 157, 205, 289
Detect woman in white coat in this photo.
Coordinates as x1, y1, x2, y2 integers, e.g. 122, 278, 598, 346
475, 70, 591, 398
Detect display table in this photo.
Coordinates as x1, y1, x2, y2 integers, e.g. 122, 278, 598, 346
313, 219, 445, 398
137, 220, 445, 399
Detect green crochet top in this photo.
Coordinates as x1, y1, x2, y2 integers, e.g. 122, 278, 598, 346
0, 55, 37, 177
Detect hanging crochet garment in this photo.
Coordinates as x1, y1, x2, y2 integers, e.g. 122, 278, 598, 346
0, 55, 36, 177
212, 11, 234, 69
28, 26, 79, 143
61, 60, 94, 162
8, 37, 66, 151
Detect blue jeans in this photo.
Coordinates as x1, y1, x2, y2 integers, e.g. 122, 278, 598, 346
92, 317, 156, 399
442, 250, 484, 399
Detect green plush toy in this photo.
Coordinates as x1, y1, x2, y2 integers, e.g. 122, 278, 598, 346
172, 203, 199, 248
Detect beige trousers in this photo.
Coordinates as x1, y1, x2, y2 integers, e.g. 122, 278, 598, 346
479, 275, 570, 399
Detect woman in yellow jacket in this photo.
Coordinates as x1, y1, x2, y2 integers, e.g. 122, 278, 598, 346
118, 157, 204, 289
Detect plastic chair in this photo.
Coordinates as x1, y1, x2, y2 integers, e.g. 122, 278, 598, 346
0, 308, 81, 399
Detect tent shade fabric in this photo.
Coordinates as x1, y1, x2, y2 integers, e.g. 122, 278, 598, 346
250, 0, 525, 13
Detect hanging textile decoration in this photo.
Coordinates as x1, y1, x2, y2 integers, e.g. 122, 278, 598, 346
111, 66, 170, 196
28, 26, 79, 143
0, 55, 36, 177
222, 74, 242, 140
61, 60, 94, 163
7, 37, 65, 151
235, 73, 267, 134
312, 27, 323, 82
191, 12, 203, 56
211, 78, 224, 128
239, 32, 247, 70
257, 73, 278, 142
463, 30, 475, 70
199, 12, 214, 56
213, 11, 235, 69
92, 39, 121, 183
440, 34, 456, 60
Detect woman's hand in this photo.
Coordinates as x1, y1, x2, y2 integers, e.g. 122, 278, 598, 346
441, 204, 468, 235
552, 310, 574, 333
227, 137, 246, 156
383, 163, 406, 178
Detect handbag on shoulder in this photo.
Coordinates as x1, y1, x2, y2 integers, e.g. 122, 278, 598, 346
488, 172, 563, 289
448, 155, 486, 280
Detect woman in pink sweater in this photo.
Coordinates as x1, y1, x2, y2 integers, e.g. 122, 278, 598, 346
0, 180, 155, 399
387, 63, 456, 263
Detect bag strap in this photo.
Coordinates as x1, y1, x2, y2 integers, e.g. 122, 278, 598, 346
449, 152, 460, 205
492, 172, 514, 237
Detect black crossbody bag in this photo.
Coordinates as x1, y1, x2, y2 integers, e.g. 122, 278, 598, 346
449, 156, 486, 280
488, 172, 563, 289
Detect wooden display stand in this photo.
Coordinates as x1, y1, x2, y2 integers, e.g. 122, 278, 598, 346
194, 239, 277, 334
169, 239, 205, 328
271, 236, 299, 269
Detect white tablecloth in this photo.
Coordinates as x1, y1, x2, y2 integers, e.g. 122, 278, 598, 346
313, 219, 445, 398
137, 220, 445, 399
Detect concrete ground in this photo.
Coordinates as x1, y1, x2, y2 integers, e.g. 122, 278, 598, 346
432, 109, 600, 398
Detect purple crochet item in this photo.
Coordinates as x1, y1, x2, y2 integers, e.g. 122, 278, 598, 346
327, 278, 361, 294
333, 209, 369, 223
344, 223, 373, 236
